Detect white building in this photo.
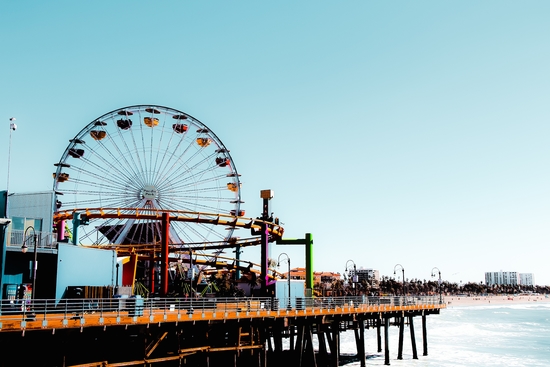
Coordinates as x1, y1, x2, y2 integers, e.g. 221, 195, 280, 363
485, 271, 519, 286
519, 273, 535, 286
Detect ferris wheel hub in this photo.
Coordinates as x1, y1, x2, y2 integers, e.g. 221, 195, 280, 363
140, 185, 159, 200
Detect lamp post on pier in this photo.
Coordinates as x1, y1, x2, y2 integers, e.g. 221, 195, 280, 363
345, 260, 357, 296
277, 253, 291, 309
21, 226, 38, 299
394, 264, 405, 296
431, 267, 442, 304
7, 117, 17, 195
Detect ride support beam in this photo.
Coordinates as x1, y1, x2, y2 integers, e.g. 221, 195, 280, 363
56, 220, 65, 241
150, 257, 155, 294
161, 212, 170, 296
260, 223, 270, 296
72, 212, 80, 245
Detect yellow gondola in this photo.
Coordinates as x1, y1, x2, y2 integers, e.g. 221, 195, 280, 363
227, 182, 240, 192
144, 117, 159, 127
197, 137, 212, 147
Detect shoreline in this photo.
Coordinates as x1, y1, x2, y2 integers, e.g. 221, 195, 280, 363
444, 294, 550, 307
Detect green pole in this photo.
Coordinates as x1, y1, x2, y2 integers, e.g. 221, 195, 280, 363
72, 212, 80, 245
305, 233, 313, 292
276, 233, 314, 296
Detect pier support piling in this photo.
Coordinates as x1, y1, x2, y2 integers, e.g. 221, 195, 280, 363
377, 318, 382, 353
397, 317, 404, 360
384, 318, 390, 366
358, 320, 366, 367
409, 315, 418, 359
422, 314, 428, 356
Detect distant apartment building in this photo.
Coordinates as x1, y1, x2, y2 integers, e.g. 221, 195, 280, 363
485, 271, 519, 286
519, 273, 535, 286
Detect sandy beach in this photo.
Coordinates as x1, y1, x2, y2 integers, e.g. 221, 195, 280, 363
444, 294, 550, 307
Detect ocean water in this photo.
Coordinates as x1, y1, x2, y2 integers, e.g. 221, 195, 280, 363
340, 303, 550, 366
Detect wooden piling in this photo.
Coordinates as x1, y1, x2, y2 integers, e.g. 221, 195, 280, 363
409, 315, 418, 359
377, 317, 382, 353
397, 316, 404, 360
384, 317, 390, 366
358, 321, 366, 367
422, 314, 428, 356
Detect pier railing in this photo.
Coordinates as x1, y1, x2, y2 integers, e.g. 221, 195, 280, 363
6, 229, 57, 249
0, 295, 442, 323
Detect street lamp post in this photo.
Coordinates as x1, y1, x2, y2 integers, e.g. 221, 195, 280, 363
7, 117, 17, 195
431, 267, 442, 304
21, 226, 38, 299
345, 260, 357, 296
277, 253, 291, 309
394, 264, 405, 296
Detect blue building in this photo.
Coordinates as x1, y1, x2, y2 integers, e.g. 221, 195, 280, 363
1, 190, 119, 301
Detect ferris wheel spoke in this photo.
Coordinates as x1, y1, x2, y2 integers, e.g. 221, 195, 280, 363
85, 123, 147, 188
61, 177, 132, 199
135, 110, 147, 178
79, 138, 144, 188
152, 119, 205, 185
143, 109, 166, 185
160, 172, 229, 194
153, 139, 195, 187
64, 164, 138, 195
151, 119, 179, 188
125, 115, 148, 181
61, 196, 141, 211
110, 116, 147, 186
157, 164, 224, 194
155, 132, 220, 186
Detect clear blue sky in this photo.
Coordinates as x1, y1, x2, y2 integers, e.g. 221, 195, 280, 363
1, 1, 549, 285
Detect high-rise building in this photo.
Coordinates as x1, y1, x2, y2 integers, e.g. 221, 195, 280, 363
485, 271, 519, 286
519, 273, 535, 286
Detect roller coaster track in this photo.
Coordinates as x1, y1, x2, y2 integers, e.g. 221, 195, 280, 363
54, 208, 283, 252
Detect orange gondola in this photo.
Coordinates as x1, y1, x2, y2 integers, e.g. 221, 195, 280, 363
90, 130, 107, 140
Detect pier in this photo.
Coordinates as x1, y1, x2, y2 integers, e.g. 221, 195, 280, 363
0, 295, 444, 367
0, 106, 448, 366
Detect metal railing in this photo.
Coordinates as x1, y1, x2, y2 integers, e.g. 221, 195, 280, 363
6, 229, 57, 249
0, 295, 443, 323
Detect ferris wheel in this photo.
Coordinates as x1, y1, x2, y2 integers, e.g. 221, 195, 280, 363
52, 105, 243, 248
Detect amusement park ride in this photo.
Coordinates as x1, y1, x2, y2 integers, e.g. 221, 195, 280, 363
50, 105, 309, 298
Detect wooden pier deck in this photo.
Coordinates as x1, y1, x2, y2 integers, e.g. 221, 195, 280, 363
0, 296, 445, 367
